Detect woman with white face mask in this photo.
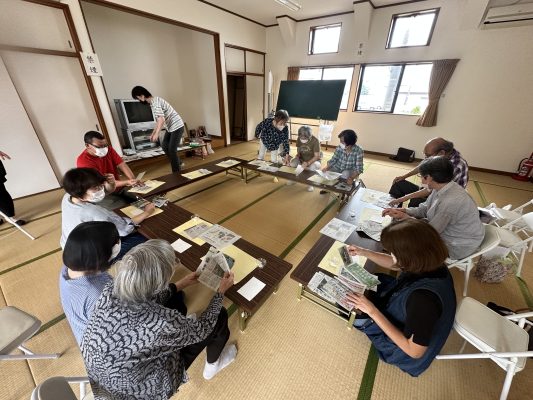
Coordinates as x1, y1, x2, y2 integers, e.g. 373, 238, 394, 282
60, 168, 154, 258
254, 109, 291, 165
288, 125, 321, 192
321, 129, 364, 194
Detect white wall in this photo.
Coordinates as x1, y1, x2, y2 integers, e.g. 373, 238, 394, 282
82, 2, 220, 137
266, 0, 533, 172
62, 0, 267, 147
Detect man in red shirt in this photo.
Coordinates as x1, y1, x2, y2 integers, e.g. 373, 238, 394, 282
77, 131, 140, 207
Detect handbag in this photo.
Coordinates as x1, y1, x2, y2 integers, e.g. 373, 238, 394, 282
473, 255, 514, 283
390, 147, 415, 163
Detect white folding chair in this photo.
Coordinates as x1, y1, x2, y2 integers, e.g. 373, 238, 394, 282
489, 199, 533, 229
494, 212, 533, 276
447, 224, 501, 296
437, 297, 533, 400
31, 376, 92, 400
0, 306, 60, 361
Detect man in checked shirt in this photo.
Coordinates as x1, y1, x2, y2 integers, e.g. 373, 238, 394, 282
389, 138, 469, 207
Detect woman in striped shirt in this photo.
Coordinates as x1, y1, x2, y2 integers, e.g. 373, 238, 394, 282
132, 86, 185, 172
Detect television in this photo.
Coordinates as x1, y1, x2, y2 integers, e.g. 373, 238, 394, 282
275, 80, 345, 121
114, 99, 156, 130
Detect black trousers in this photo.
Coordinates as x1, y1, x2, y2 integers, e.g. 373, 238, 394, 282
161, 127, 184, 173
0, 181, 15, 217
181, 307, 230, 367
389, 180, 427, 208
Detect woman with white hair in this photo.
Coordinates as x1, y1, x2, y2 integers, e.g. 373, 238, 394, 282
289, 125, 321, 192
81, 239, 236, 400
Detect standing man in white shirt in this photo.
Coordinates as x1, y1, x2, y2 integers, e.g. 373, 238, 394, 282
132, 86, 185, 172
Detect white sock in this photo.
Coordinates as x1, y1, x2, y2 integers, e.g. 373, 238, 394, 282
203, 343, 237, 380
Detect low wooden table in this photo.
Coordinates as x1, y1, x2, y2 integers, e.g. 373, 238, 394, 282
243, 161, 359, 209
137, 202, 292, 331
128, 156, 247, 198
290, 187, 385, 328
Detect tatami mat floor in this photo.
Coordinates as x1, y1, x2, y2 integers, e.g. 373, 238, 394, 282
1, 141, 532, 400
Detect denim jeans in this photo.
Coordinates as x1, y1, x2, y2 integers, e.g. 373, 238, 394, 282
161, 127, 184, 172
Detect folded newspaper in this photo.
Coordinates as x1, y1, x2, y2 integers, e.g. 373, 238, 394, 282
197, 247, 235, 291
307, 262, 380, 310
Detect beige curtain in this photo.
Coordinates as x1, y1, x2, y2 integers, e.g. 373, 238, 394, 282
416, 59, 459, 127
287, 66, 300, 81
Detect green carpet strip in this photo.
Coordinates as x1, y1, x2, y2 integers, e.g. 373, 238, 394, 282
357, 346, 379, 400
218, 185, 284, 224
171, 178, 233, 203
0, 248, 61, 276
278, 198, 337, 259
473, 180, 489, 206
37, 314, 66, 335
516, 276, 533, 309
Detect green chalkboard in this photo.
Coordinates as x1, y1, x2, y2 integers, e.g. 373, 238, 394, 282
275, 80, 345, 121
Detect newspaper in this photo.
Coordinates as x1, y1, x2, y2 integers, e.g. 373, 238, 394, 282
197, 247, 233, 291
320, 218, 357, 242
316, 170, 342, 181
199, 224, 241, 249
258, 165, 280, 173
248, 159, 272, 166
183, 222, 211, 239
307, 272, 354, 310
360, 189, 395, 209
216, 159, 241, 168
344, 262, 380, 289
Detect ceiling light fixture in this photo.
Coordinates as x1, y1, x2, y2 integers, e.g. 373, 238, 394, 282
275, 0, 302, 12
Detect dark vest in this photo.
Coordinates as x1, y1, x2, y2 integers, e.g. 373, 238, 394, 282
357, 269, 456, 377
0, 160, 6, 183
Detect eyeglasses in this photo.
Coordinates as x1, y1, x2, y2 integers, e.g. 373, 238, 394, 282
90, 143, 108, 149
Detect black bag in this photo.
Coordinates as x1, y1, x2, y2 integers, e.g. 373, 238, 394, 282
390, 147, 415, 163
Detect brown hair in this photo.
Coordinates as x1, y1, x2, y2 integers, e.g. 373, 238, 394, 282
380, 219, 448, 274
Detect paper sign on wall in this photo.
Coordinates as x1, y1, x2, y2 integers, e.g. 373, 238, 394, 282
80, 52, 103, 76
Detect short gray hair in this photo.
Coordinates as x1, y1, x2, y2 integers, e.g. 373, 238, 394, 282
298, 125, 312, 139
113, 239, 176, 302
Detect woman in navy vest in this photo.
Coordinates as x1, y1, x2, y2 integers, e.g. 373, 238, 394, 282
346, 219, 456, 377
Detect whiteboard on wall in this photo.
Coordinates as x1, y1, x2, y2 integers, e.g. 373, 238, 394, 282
0, 58, 59, 198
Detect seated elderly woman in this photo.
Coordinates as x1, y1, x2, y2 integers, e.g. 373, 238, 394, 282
289, 125, 321, 192
60, 167, 154, 258
383, 156, 484, 260
346, 219, 456, 377
81, 239, 236, 399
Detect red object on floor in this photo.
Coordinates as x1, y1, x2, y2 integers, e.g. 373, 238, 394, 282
512, 152, 533, 182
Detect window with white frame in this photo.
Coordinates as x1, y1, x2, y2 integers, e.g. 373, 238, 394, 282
355, 63, 432, 115
308, 23, 341, 55
299, 66, 354, 110
386, 9, 439, 49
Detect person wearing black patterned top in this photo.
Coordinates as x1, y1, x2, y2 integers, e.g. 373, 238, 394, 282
81, 240, 236, 400
255, 110, 290, 163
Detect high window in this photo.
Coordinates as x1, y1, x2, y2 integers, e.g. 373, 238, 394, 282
355, 63, 432, 115
299, 66, 354, 110
308, 23, 341, 55
386, 9, 439, 49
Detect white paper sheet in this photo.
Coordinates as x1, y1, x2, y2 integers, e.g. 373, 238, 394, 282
237, 277, 266, 301
171, 238, 192, 253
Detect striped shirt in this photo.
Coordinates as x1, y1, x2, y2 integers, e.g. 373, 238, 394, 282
328, 144, 364, 174
59, 266, 112, 345
150, 96, 184, 132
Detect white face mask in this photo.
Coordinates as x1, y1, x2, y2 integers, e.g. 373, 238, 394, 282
92, 145, 108, 158
339, 143, 346, 150
88, 187, 105, 203
420, 183, 429, 189
391, 253, 398, 265
276, 124, 285, 131
300, 138, 309, 144
109, 240, 121, 261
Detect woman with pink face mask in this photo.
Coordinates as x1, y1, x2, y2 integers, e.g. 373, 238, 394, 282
60, 168, 154, 258
254, 110, 291, 164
